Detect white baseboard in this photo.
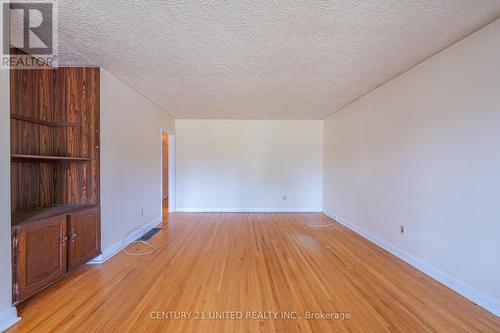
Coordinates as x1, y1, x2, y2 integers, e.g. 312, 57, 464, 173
322, 210, 500, 317
88, 216, 162, 264
175, 208, 322, 213
0, 307, 20, 332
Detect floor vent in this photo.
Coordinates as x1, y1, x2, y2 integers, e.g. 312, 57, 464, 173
139, 228, 161, 241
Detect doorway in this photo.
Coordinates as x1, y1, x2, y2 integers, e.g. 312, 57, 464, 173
162, 131, 169, 218
161, 129, 175, 219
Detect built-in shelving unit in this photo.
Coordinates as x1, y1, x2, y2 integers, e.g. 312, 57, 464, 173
10, 67, 101, 214
10, 65, 101, 304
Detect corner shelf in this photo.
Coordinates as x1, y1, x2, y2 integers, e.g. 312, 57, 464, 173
11, 154, 92, 162
11, 114, 81, 127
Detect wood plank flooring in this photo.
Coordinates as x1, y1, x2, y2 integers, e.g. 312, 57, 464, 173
7, 213, 500, 332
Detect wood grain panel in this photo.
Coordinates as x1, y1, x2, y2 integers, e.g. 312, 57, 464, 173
89, 68, 100, 204
11, 162, 53, 212
10, 69, 34, 117
38, 163, 54, 207
34, 69, 54, 156
10, 162, 18, 213
14, 163, 39, 212
52, 68, 65, 158
11, 67, 100, 212
34, 69, 53, 121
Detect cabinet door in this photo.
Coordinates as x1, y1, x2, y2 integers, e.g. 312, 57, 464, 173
14, 216, 67, 302
68, 207, 101, 270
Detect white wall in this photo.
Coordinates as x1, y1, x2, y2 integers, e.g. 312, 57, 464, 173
323, 19, 500, 314
0, 68, 18, 332
100, 69, 174, 252
0, 17, 21, 332
175, 120, 323, 212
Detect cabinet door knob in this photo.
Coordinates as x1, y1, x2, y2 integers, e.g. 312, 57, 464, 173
61, 235, 68, 246
71, 231, 78, 241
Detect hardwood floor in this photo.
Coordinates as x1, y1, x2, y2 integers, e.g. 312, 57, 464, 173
7, 213, 500, 332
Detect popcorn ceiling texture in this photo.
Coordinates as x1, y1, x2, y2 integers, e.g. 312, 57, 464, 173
58, 1, 500, 119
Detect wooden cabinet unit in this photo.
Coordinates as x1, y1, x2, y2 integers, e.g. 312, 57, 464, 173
68, 207, 100, 271
12, 216, 67, 302
10, 65, 101, 304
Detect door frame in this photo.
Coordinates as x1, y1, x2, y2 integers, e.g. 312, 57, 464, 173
161, 128, 175, 213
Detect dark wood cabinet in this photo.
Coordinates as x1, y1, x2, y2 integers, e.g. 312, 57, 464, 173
10, 63, 101, 304
12, 216, 67, 302
68, 207, 100, 270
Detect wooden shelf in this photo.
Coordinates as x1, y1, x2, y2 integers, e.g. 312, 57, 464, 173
11, 114, 81, 127
12, 204, 97, 226
11, 154, 92, 162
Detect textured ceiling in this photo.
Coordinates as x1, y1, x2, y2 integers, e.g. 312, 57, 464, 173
58, 1, 500, 119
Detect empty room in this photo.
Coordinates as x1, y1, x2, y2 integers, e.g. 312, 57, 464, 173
1, 1, 499, 332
